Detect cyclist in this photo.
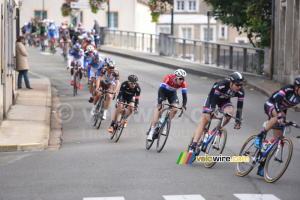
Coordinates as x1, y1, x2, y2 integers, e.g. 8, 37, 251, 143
188, 72, 244, 152
68, 43, 84, 89
255, 76, 300, 176
82, 38, 96, 52
87, 50, 104, 103
86, 30, 95, 44
147, 69, 187, 141
38, 21, 47, 50
91, 60, 120, 120
47, 23, 56, 52
59, 25, 70, 55
108, 74, 141, 133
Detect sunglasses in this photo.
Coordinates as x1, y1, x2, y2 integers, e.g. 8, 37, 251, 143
108, 67, 115, 69
178, 77, 185, 81
129, 82, 136, 85
235, 83, 243, 87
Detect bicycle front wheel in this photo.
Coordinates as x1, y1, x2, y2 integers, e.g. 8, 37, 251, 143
73, 73, 77, 97
114, 114, 125, 142
96, 99, 104, 129
264, 138, 293, 183
156, 118, 171, 153
235, 134, 258, 177
204, 128, 227, 168
146, 126, 155, 150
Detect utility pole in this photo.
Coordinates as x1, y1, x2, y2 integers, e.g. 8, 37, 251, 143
171, 7, 174, 35
42, 0, 45, 19
205, 11, 213, 64
107, 0, 110, 28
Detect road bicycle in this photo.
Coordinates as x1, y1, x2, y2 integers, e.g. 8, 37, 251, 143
49, 38, 56, 54
62, 41, 68, 62
93, 89, 115, 129
187, 110, 241, 168
72, 62, 81, 97
110, 103, 136, 142
146, 104, 183, 153
236, 120, 300, 183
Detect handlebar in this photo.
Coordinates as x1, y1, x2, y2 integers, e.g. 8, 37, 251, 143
121, 103, 136, 108
159, 103, 184, 117
216, 110, 242, 123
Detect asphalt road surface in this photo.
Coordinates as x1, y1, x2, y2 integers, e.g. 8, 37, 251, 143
0, 48, 300, 200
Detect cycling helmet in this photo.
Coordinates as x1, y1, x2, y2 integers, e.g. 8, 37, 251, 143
103, 57, 111, 64
49, 25, 55, 31
87, 29, 91, 34
62, 25, 67, 30
294, 76, 300, 87
107, 60, 116, 68
128, 74, 138, 82
230, 72, 244, 83
86, 38, 91, 43
86, 45, 95, 53
73, 43, 81, 51
82, 34, 88, 39
68, 23, 74, 28
92, 50, 99, 59
174, 69, 186, 78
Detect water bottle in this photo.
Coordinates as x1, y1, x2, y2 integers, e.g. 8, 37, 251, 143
261, 140, 269, 152
203, 133, 209, 143
158, 118, 165, 127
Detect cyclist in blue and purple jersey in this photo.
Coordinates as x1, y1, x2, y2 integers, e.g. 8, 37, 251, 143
84, 45, 95, 87
87, 51, 104, 103
68, 43, 84, 89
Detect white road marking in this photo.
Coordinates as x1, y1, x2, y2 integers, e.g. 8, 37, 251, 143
163, 195, 206, 200
234, 194, 281, 200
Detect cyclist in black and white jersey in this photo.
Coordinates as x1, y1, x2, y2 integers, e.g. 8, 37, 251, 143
189, 72, 245, 152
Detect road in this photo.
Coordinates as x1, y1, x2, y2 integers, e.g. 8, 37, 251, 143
0, 47, 300, 200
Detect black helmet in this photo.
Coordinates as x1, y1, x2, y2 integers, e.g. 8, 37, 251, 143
294, 76, 300, 87
230, 72, 244, 84
128, 74, 138, 82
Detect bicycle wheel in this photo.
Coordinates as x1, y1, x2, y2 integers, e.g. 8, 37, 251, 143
204, 128, 227, 168
156, 118, 171, 153
235, 134, 258, 177
93, 114, 98, 126
114, 115, 125, 142
264, 138, 293, 183
146, 126, 155, 150
96, 99, 105, 129
73, 73, 77, 97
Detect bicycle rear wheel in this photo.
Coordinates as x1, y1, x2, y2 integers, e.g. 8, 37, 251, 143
264, 138, 293, 183
204, 128, 227, 168
235, 134, 258, 177
156, 118, 171, 153
146, 126, 155, 150
73, 73, 77, 96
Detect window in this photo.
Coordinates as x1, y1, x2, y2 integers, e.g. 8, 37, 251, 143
177, 1, 185, 11
158, 26, 171, 34
218, 25, 228, 40
188, 1, 197, 11
201, 25, 216, 42
175, 0, 198, 12
235, 37, 248, 44
106, 12, 118, 29
182, 28, 192, 39
34, 10, 47, 20
70, 11, 83, 27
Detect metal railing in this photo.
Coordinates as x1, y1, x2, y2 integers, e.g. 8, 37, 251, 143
104, 30, 265, 75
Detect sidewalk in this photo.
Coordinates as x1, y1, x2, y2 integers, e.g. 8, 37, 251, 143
0, 72, 51, 152
100, 45, 284, 97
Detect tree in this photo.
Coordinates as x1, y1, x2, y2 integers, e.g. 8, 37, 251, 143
204, 0, 272, 48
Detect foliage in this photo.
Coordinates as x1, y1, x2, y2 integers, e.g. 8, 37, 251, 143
203, 0, 272, 47
90, 0, 108, 14
149, 0, 173, 23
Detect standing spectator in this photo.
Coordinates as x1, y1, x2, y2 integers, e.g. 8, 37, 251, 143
93, 19, 100, 49
16, 36, 32, 89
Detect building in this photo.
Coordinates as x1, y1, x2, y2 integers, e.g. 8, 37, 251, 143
0, 0, 19, 123
157, 0, 250, 44
19, 0, 156, 34
273, 0, 299, 84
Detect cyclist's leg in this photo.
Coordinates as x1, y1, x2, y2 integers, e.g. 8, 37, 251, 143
104, 84, 113, 110
167, 92, 179, 119
219, 101, 234, 127
109, 97, 124, 131
125, 96, 135, 117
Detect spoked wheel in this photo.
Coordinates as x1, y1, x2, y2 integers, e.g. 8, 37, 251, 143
73, 73, 77, 97
93, 114, 98, 126
264, 138, 293, 183
114, 115, 125, 142
96, 100, 104, 129
204, 128, 227, 168
146, 126, 155, 150
235, 134, 258, 177
156, 118, 171, 153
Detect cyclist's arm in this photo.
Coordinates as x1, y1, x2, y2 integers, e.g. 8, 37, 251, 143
236, 89, 244, 121
135, 85, 141, 108
274, 90, 285, 113
181, 81, 187, 108
114, 80, 120, 94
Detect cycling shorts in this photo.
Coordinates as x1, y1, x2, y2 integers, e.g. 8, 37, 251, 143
157, 91, 179, 106
202, 96, 234, 114
119, 94, 135, 104
264, 100, 287, 119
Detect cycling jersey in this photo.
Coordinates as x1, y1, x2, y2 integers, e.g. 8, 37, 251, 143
88, 58, 103, 79
268, 84, 300, 113
204, 78, 245, 120
158, 74, 187, 107
117, 81, 141, 107
99, 67, 119, 85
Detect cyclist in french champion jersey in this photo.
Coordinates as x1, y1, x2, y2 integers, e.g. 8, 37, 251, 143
189, 72, 245, 152
91, 60, 120, 120
147, 69, 187, 141
108, 74, 141, 133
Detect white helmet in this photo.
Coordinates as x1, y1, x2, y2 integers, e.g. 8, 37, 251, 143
82, 34, 88, 39
86, 45, 95, 53
87, 29, 91, 34
174, 69, 186, 78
